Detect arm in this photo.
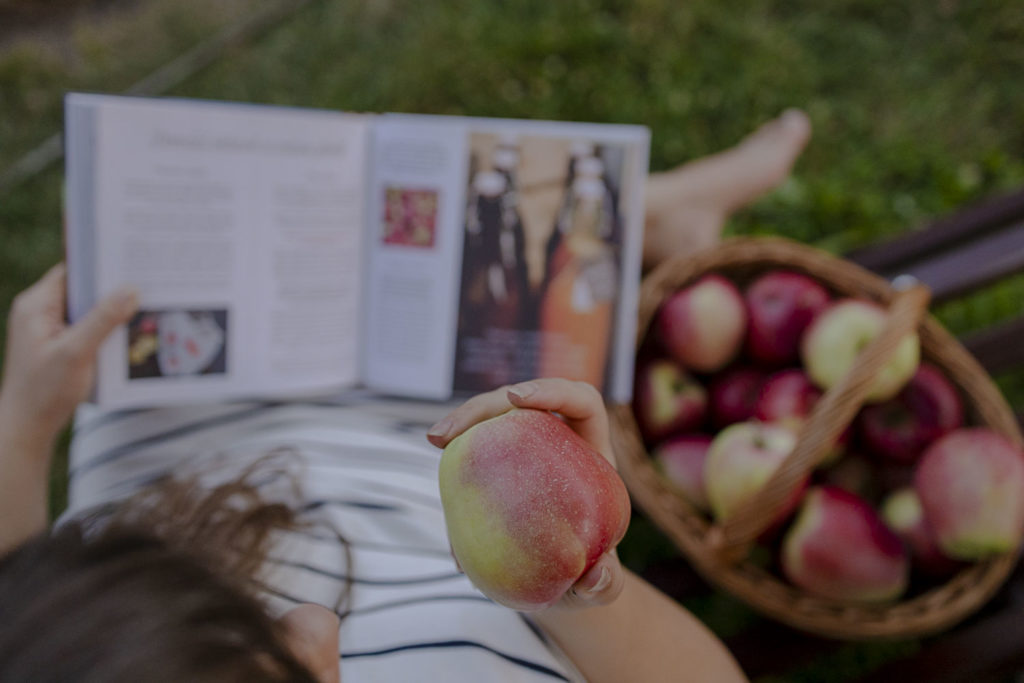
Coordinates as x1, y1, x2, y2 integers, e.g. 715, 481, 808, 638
427, 379, 747, 682
0, 264, 138, 554
532, 569, 746, 683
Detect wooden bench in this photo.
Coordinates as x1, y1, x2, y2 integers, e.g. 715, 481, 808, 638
635, 188, 1024, 681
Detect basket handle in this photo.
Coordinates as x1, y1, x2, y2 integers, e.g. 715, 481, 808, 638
707, 282, 932, 564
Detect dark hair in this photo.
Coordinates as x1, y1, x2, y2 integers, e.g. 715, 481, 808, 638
0, 453, 349, 682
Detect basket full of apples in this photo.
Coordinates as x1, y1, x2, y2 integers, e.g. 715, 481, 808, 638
609, 236, 1024, 639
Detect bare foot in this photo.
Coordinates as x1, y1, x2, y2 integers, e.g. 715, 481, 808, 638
643, 109, 812, 269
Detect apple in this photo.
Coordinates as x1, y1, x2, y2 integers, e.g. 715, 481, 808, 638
781, 486, 908, 602
657, 274, 747, 373
859, 363, 964, 464
632, 358, 708, 443
820, 451, 879, 501
754, 369, 849, 463
914, 428, 1024, 560
704, 421, 805, 525
754, 369, 821, 432
709, 367, 766, 429
438, 408, 631, 610
881, 487, 964, 578
745, 270, 830, 366
801, 298, 920, 402
653, 435, 713, 511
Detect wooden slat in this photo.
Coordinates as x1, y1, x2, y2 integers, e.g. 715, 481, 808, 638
855, 565, 1024, 683
962, 317, 1024, 375
847, 189, 1024, 273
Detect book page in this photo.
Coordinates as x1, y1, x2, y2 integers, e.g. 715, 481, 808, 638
364, 115, 648, 403
75, 96, 368, 407
360, 119, 469, 398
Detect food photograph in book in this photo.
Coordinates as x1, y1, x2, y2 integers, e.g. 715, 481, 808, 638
381, 186, 440, 248
453, 132, 625, 393
127, 308, 228, 379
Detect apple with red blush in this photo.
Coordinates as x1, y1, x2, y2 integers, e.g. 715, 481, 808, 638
914, 428, 1024, 560
881, 487, 964, 578
704, 421, 806, 527
781, 486, 908, 602
745, 270, 830, 366
653, 435, 713, 512
632, 358, 707, 443
438, 408, 631, 610
801, 298, 920, 402
859, 364, 963, 464
754, 369, 849, 463
657, 274, 747, 373
708, 367, 766, 429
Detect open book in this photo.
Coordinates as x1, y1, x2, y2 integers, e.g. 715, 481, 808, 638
64, 94, 650, 409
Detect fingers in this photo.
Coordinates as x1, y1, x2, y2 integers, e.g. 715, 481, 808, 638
426, 378, 611, 460
559, 551, 625, 609
506, 379, 612, 460
279, 604, 341, 683
426, 383, 514, 448
59, 285, 139, 359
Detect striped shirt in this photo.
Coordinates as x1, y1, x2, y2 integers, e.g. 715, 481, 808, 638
66, 394, 584, 682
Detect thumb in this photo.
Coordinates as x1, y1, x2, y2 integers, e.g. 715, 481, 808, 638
560, 551, 624, 609
62, 286, 140, 357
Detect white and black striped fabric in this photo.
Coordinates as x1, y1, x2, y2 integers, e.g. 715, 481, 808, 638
65, 394, 584, 682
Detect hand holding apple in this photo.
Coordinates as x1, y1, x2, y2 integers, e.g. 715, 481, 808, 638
430, 379, 630, 611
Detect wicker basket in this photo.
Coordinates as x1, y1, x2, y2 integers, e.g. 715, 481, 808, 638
610, 236, 1024, 640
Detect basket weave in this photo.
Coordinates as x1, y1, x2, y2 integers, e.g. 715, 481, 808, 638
610, 236, 1024, 640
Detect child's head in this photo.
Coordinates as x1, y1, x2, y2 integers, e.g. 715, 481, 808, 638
0, 459, 344, 682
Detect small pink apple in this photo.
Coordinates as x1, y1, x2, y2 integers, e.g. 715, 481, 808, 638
632, 358, 708, 443
859, 364, 963, 464
881, 487, 964, 578
745, 270, 831, 366
801, 299, 920, 402
782, 486, 908, 602
914, 428, 1024, 560
704, 421, 805, 525
652, 435, 713, 512
657, 274, 747, 373
709, 367, 766, 429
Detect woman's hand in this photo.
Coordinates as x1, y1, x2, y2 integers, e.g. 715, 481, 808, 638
0, 264, 138, 450
427, 378, 625, 610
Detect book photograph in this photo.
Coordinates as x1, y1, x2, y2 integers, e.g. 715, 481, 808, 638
453, 133, 627, 394
127, 308, 228, 380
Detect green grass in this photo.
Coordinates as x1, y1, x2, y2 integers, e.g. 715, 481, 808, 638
2, 1, 1024, 680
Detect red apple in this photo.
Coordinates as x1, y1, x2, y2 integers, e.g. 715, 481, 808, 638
881, 487, 964, 578
653, 435, 713, 512
745, 270, 830, 366
709, 367, 766, 429
754, 369, 849, 463
914, 428, 1024, 560
859, 364, 964, 464
781, 486, 908, 602
820, 451, 879, 501
438, 408, 631, 610
704, 421, 805, 525
632, 358, 708, 443
657, 274, 747, 373
801, 299, 920, 402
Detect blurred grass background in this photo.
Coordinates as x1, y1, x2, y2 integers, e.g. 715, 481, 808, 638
2, 0, 1023, 680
